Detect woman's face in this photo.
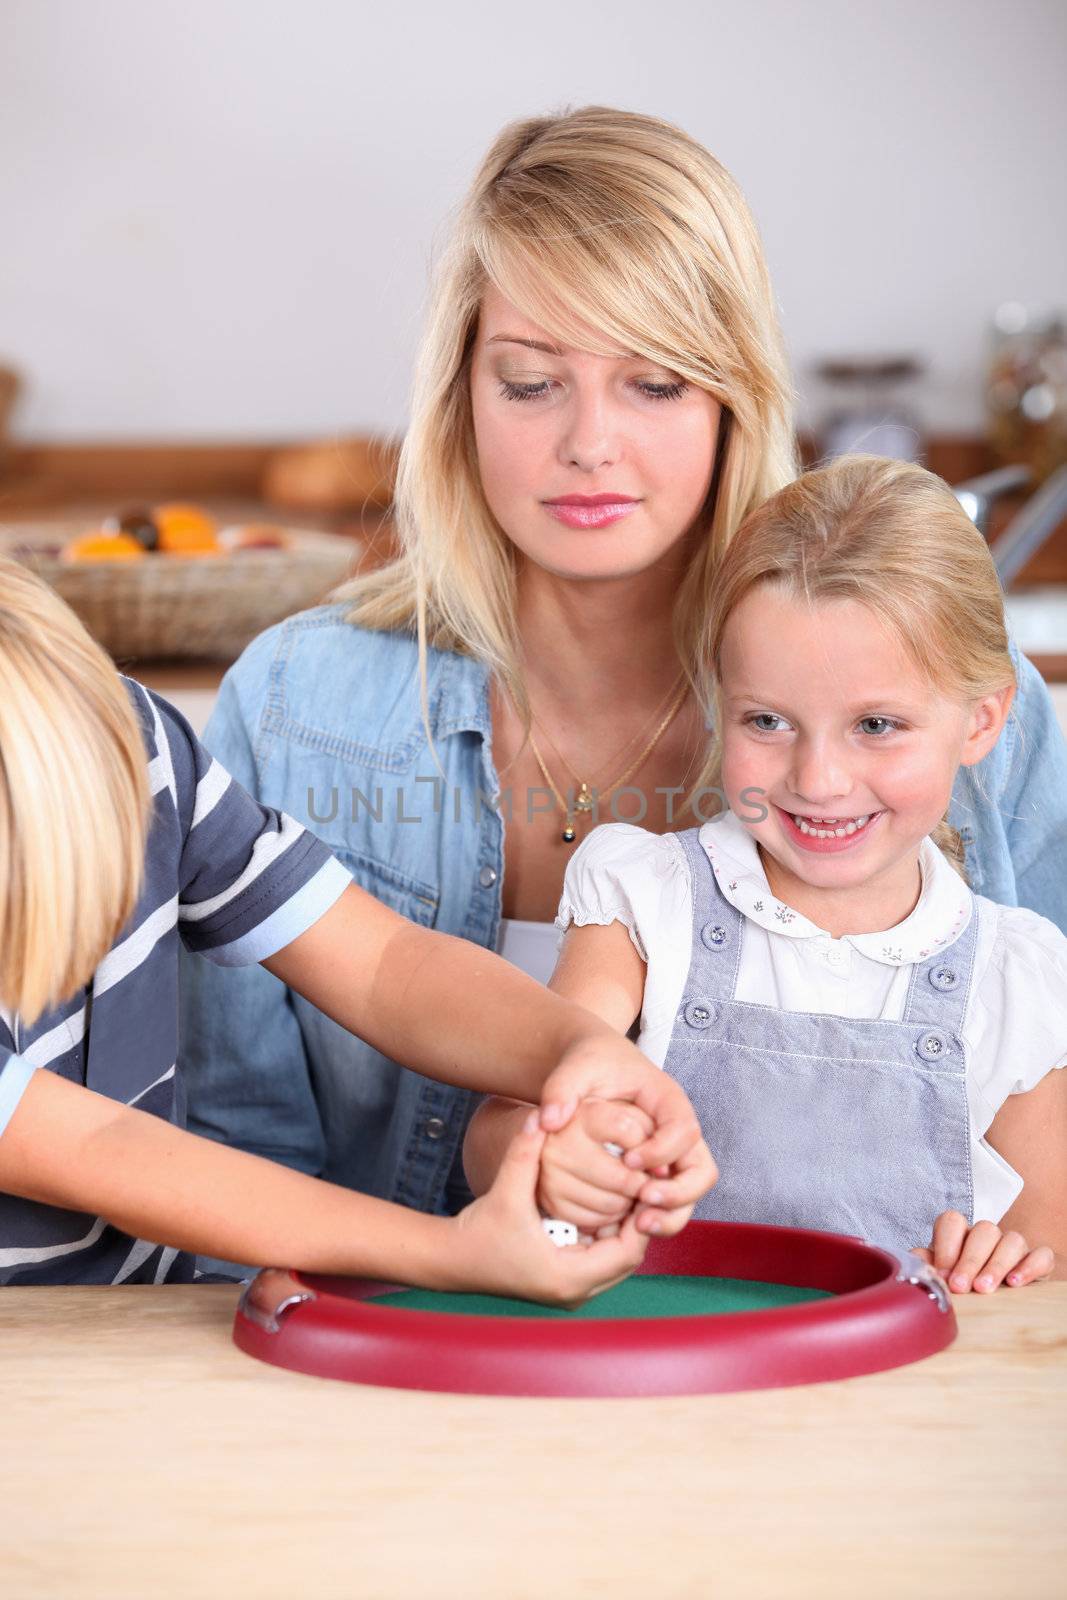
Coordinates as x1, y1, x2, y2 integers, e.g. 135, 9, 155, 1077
468, 283, 722, 581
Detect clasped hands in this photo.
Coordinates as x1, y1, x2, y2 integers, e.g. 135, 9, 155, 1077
536, 1042, 717, 1247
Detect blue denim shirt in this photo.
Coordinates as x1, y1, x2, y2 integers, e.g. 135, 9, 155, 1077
178, 604, 1067, 1214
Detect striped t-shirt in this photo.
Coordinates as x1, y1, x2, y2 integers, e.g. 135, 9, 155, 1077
0, 680, 350, 1285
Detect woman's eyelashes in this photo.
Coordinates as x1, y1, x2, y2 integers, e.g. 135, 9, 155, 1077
496, 376, 689, 404
741, 712, 908, 738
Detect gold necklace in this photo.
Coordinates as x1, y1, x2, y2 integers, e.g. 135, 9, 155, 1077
533, 671, 687, 798
527, 677, 690, 843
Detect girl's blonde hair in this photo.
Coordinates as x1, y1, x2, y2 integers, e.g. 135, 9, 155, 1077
0, 557, 150, 1026
334, 104, 797, 723
698, 454, 1017, 877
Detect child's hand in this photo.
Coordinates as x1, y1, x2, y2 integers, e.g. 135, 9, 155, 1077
447, 1112, 648, 1307
912, 1211, 1055, 1293
537, 1099, 655, 1236
539, 1036, 717, 1230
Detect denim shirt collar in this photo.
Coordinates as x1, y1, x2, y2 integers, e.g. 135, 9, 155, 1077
432, 649, 493, 741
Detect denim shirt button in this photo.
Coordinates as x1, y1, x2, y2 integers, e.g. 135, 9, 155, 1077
684, 1000, 717, 1029
700, 923, 728, 950
424, 1117, 447, 1140
929, 965, 958, 992
478, 866, 498, 888
915, 1030, 950, 1061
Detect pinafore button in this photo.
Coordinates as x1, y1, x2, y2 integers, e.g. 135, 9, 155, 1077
915, 1030, 950, 1061
478, 866, 498, 888
424, 1117, 447, 1140
700, 923, 728, 950
684, 1000, 717, 1029
929, 966, 958, 991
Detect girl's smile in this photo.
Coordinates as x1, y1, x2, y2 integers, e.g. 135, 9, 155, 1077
719, 587, 1009, 936
775, 804, 883, 853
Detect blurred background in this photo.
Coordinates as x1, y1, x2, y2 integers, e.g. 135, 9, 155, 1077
1, 0, 1065, 730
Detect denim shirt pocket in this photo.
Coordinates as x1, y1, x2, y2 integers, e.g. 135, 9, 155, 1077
322, 842, 439, 928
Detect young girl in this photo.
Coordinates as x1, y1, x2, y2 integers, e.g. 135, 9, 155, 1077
465, 455, 1067, 1292
0, 557, 712, 1295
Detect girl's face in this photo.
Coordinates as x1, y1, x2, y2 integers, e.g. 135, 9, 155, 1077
718, 586, 1013, 922
468, 284, 722, 581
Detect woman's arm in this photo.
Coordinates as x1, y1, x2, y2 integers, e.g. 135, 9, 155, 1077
0, 1067, 647, 1303
178, 640, 325, 1172
997, 647, 1067, 932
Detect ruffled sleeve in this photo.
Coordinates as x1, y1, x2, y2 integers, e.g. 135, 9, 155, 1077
967, 901, 1067, 1121
555, 823, 686, 958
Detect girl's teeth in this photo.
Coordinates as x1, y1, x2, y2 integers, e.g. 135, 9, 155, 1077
791, 813, 872, 839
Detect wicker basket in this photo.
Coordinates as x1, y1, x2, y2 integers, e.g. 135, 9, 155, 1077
1, 523, 357, 661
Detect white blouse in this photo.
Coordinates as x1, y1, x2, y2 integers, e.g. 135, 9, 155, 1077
556, 811, 1067, 1223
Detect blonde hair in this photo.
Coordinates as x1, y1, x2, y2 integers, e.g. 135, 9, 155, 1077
334, 104, 797, 724
698, 455, 1017, 877
0, 557, 150, 1026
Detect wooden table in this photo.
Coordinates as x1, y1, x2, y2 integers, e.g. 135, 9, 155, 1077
3, 1284, 1065, 1599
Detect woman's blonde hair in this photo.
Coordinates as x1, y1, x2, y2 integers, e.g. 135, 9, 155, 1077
698, 454, 1017, 877
0, 557, 150, 1026
334, 104, 797, 723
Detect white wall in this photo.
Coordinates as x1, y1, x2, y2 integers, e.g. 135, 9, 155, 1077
3, 0, 1065, 441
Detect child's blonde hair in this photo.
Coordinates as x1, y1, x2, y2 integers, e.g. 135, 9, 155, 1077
0, 557, 150, 1026
334, 104, 797, 726
699, 455, 1017, 877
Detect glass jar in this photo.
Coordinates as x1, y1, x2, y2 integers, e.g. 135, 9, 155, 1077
986, 303, 1067, 482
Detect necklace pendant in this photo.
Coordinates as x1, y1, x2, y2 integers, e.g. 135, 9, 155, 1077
574, 782, 594, 814
562, 821, 577, 843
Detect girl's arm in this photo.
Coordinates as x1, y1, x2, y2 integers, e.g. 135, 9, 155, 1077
463, 918, 649, 1192
983, 1066, 1067, 1278
916, 1068, 1067, 1290
0, 1067, 648, 1304
462, 920, 713, 1236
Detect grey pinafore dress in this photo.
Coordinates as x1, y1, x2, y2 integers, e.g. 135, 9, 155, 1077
663, 827, 978, 1255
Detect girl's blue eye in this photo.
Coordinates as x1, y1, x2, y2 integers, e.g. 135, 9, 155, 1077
748, 713, 788, 733
497, 378, 689, 404
859, 717, 902, 737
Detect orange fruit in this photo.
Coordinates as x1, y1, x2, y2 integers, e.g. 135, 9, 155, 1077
62, 531, 145, 563
154, 502, 220, 554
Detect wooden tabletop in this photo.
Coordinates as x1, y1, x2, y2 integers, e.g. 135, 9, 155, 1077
2, 1284, 1065, 1599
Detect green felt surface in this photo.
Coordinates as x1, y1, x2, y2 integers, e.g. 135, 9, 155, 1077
372, 1275, 833, 1320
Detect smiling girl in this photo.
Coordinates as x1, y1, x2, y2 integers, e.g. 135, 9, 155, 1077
466, 455, 1067, 1292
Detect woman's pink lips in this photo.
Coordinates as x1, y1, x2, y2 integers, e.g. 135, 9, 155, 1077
775, 804, 883, 854
543, 499, 640, 529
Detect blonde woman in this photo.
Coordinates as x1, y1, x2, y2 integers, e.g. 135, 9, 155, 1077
180, 106, 1067, 1224
0, 556, 712, 1288
467, 456, 1067, 1290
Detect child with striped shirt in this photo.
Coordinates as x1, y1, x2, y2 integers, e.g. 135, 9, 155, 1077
0, 558, 712, 1297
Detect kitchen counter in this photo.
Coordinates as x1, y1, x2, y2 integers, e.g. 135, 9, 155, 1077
3, 1281, 1065, 1599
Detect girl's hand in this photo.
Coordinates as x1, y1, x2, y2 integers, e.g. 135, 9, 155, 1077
537, 1099, 654, 1235
539, 1037, 718, 1228
447, 1113, 648, 1308
912, 1210, 1056, 1293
